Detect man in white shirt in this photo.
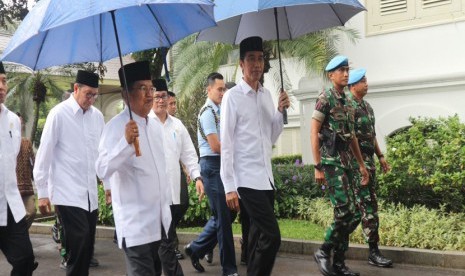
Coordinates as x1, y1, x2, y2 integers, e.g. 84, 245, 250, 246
96, 61, 172, 276
34, 70, 104, 276
220, 36, 290, 276
0, 61, 37, 276
149, 78, 204, 275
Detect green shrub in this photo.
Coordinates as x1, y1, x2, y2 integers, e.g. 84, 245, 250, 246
180, 183, 211, 227
97, 183, 114, 226
377, 115, 465, 212
297, 197, 465, 250
272, 154, 303, 165
273, 161, 321, 218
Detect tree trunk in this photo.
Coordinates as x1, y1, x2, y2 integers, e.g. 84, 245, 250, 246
30, 100, 40, 147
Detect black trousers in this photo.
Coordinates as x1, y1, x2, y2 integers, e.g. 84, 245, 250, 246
124, 239, 163, 276
55, 205, 97, 276
159, 205, 185, 276
0, 205, 35, 276
237, 187, 281, 276
239, 199, 250, 260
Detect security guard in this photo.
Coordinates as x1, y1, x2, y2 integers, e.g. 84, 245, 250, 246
347, 68, 393, 268
311, 56, 369, 276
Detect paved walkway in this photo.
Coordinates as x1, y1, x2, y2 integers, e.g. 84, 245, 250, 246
2, 234, 465, 275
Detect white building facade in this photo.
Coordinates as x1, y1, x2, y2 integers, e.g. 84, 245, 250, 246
296, 0, 465, 164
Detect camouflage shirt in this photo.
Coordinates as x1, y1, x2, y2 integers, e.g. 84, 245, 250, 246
347, 92, 376, 170
312, 86, 355, 169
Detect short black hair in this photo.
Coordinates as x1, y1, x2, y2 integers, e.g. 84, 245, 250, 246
16, 112, 21, 117
167, 91, 176, 98
225, 82, 236, 90
206, 72, 223, 88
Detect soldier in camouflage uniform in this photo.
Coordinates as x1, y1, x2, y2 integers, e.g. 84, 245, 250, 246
346, 68, 393, 268
311, 56, 369, 276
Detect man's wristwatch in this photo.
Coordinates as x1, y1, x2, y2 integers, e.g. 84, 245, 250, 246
194, 176, 203, 182
314, 163, 324, 171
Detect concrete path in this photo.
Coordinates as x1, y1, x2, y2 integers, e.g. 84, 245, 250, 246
2, 234, 465, 276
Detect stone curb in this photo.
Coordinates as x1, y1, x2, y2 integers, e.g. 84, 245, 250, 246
30, 223, 465, 270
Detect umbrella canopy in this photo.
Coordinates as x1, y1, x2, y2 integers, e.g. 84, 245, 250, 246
197, 0, 365, 124
1, 0, 216, 71
197, 0, 365, 44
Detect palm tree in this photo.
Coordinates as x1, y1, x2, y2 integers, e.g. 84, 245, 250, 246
171, 27, 359, 98
7, 68, 68, 146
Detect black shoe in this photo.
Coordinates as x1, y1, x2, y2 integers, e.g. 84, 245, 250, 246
33, 261, 39, 271
240, 254, 247, 266
204, 250, 213, 264
52, 224, 60, 244
90, 257, 99, 267
184, 243, 205, 273
333, 262, 360, 276
59, 258, 67, 270
368, 250, 393, 267
314, 248, 333, 276
175, 248, 185, 260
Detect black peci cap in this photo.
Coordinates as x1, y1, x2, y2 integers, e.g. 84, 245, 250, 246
76, 70, 99, 88
153, 78, 168, 91
240, 36, 263, 58
118, 61, 151, 88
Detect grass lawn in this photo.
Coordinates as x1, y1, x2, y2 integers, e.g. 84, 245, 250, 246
179, 219, 325, 241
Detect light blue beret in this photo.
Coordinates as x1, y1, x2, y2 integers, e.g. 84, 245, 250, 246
325, 55, 348, 72
348, 68, 367, 85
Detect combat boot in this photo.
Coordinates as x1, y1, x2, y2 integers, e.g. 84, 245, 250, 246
314, 243, 333, 276
368, 242, 393, 267
333, 249, 360, 276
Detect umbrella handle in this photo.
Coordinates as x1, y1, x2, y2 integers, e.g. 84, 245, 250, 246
134, 137, 141, 157
282, 106, 288, 124
274, 8, 288, 125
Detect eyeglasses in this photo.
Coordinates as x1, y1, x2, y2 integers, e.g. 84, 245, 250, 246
154, 95, 168, 102
137, 85, 156, 95
85, 92, 99, 100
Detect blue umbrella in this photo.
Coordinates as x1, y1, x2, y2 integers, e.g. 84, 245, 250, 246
197, 0, 365, 123
1, 0, 216, 156
1, 0, 215, 71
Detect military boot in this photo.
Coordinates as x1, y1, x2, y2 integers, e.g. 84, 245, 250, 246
333, 249, 360, 276
368, 242, 393, 267
314, 243, 333, 276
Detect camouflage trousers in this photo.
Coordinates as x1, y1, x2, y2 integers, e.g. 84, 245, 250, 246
348, 168, 379, 244
323, 165, 356, 252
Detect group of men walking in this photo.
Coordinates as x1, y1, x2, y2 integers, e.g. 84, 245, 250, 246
0, 36, 393, 276
312, 55, 393, 276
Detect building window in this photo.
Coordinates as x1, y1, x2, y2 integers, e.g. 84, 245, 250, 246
366, 0, 463, 35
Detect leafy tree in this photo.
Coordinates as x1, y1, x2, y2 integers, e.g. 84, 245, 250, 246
377, 115, 465, 212
0, 0, 30, 30
131, 48, 167, 79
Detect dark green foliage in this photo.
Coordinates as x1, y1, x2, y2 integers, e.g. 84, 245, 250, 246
180, 183, 211, 227
273, 159, 321, 218
272, 154, 303, 165
0, 0, 29, 29
377, 116, 465, 212
132, 48, 167, 79
97, 183, 114, 226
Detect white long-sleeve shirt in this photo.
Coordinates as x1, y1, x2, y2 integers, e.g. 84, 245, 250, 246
96, 108, 171, 248
0, 104, 25, 225
149, 111, 200, 204
220, 79, 283, 194
33, 96, 104, 212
